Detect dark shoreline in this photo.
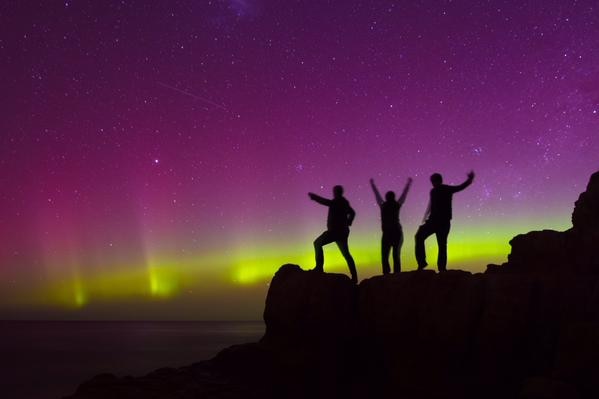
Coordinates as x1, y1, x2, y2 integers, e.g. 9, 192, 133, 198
0, 320, 265, 399
66, 171, 599, 399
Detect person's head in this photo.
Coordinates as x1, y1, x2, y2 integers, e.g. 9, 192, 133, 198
333, 185, 344, 198
430, 173, 443, 187
385, 191, 396, 202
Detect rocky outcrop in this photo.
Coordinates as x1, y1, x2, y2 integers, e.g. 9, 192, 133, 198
262, 264, 356, 348
493, 170, 599, 275
572, 171, 599, 232
66, 171, 599, 399
261, 269, 599, 399
259, 264, 358, 397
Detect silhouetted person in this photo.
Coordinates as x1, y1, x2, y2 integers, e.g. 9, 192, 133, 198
309, 185, 358, 283
370, 177, 412, 274
415, 171, 475, 271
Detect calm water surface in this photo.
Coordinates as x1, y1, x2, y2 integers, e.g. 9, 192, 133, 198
0, 321, 265, 399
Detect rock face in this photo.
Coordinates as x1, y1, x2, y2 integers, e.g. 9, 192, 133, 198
357, 270, 485, 398
572, 170, 599, 232
260, 264, 358, 397
497, 170, 599, 275
66, 171, 599, 399
262, 264, 356, 347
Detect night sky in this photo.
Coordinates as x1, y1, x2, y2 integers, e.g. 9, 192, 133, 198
1, 0, 598, 320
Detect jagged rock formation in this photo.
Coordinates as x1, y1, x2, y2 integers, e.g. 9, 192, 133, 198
572, 171, 599, 232
66, 171, 599, 399
492, 170, 599, 274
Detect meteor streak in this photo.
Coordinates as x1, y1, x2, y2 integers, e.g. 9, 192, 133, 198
157, 81, 229, 112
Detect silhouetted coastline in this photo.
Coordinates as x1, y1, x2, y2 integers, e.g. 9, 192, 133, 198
1, 321, 264, 399
66, 171, 599, 399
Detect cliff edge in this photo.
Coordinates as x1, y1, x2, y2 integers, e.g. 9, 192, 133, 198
66, 171, 599, 399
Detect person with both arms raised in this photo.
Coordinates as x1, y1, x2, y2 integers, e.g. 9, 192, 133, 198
370, 177, 412, 274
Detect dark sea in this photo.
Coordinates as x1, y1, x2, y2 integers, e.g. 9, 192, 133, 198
0, 321, 265, 399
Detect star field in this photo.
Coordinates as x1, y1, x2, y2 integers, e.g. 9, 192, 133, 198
0, 0, 598, 319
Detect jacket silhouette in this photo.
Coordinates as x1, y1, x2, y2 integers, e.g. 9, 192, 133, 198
309, 185, 358, 283
415, 171, 474, 271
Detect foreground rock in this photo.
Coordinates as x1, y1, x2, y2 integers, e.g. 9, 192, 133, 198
493, 170, 599, 275
64, 266, 359, 399
66, 171, 599, 399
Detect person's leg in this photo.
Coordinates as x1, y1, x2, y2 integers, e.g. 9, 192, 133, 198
393, 230, 403, 273
381, 234, 391, 274
313, 230, 335, 271
435, 221, 451, 271
336, 231, 357, 283
415, 221, 435, 269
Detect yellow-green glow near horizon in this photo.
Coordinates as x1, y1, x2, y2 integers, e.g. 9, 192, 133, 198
148, 264, 180, 298
73, 278, 87, 308
3, 1, 598, 323
229, 215, 570, 284
3, 217, 571, 312
230, 231, 512, 285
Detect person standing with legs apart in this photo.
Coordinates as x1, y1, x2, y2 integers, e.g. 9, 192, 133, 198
370, 177, 412, 274
415, 171, 475, 272
309, 185, 358, 283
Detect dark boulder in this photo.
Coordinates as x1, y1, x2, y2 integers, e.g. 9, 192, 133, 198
261, 264, 358, 397
571, 171, 599, 232
494, 171, 599, 274
262, 264, 356, 346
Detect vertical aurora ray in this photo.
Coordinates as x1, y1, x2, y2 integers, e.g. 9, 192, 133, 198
147, 261, 180, 298
1, 0, 597, 319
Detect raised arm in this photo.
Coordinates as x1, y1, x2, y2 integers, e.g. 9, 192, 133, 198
308, 192, 332, 206
450, 170, 475, 193
397, 177, 413, 206
369, 178, 384, 206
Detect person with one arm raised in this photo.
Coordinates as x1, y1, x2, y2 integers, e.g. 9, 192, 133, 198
309, 185, 358, 283
370, 177, 412, 274
415, 171, 475, 272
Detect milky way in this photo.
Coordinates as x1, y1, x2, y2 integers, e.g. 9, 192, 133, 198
1, 1, 598, 319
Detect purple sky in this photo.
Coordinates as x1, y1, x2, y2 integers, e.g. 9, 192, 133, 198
1, 1, 598, 319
